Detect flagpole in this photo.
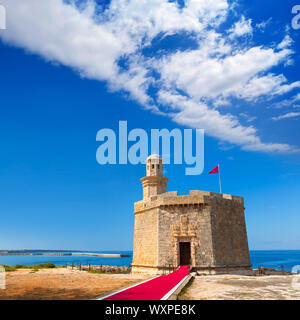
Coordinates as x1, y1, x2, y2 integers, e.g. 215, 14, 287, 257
218, 164, 222, 193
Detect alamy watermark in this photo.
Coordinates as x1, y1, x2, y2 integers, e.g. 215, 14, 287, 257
96, 121, 204, 175
0, 266, 5, 290
292, 5, 300, 30
0, 4, 6, 30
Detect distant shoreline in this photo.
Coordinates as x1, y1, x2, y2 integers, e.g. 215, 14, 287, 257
0, 250, 130, 258
1, 250, 300, 272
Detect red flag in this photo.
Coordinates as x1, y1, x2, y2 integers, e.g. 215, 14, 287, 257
209, 165, 219, 174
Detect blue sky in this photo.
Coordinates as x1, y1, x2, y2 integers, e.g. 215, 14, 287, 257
0, 0, 299, 251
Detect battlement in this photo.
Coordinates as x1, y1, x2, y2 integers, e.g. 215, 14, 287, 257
134, 189, 244, 214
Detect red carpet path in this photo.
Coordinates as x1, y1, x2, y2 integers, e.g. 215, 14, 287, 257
102, 265, 190, 300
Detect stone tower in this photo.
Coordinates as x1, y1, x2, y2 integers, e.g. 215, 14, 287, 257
141, 154, 169, 199
131, 154, 251, 275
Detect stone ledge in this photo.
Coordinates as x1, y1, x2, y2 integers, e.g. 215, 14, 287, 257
167, 274, 194, 300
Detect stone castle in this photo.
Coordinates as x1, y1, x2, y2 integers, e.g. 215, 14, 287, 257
132, 154, 251, 275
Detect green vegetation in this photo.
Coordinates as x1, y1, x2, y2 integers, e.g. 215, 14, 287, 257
32, 262, 56, 269
29, 269, 38, 274
178, 277, 194, 298
1, 263, 65, 272
1, 265, 16, 272
87, 269, 104, 274
15, 264, 30, 269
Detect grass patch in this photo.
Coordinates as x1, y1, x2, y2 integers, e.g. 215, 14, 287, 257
88, 269, 104, 274
178, 277, 194, 298
29, 270, 39, 274
31, 262, 56, 269
1, 263, 64, 272
239, 292, 249, 296
1, 265, 17, 272
15, 264, 29, 269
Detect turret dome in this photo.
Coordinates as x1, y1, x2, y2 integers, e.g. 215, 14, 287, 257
146, 153, 161, 163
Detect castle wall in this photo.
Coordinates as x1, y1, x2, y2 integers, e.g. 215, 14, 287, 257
132, 193, 251, 274
157, 206, 215, 268
210, 203, 250, 267
132, 208, 159, 272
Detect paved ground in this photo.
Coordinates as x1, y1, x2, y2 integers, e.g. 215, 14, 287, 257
0, 268, 149, 300
179, 274, 300, 300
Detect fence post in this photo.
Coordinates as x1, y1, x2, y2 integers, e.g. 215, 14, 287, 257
281, 264, 284, 275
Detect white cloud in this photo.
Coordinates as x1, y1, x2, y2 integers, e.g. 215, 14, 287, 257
273, 93, 300, 108
240, 113, 257, 123
237, 74, 300, 100
158, 90, 295, 152
278, 35, 293, 49
0, 0, 228, 103
157, 44, 298, 102
0, 0, 299, 153
229, 16, 252, 38
256, 18, 272, 32
272, 112, 300, 121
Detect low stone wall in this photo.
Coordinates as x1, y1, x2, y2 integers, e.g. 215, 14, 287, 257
69, 265, 131, 273
253, 267, 292, 276
131, 265, 167, 275
195, 265, 253, 276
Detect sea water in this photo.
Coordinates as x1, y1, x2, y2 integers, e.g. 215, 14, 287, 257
1, 250, 300, 271
0, 251, 132, 268
249, 250, 300, 271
